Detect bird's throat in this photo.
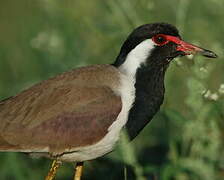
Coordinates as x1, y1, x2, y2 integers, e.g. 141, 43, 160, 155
125, 64, 166, 140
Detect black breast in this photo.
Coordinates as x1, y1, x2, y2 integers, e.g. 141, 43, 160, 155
125, 65, 166, 140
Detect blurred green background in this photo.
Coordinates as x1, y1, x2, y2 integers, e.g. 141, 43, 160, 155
0, 0, 224, 179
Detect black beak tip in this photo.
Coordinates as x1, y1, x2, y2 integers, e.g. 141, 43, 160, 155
201, 49, 218, 58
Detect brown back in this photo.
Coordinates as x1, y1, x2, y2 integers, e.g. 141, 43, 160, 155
0, 65, 122, 154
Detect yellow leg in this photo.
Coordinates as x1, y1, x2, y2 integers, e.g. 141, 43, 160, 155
74, 162, 84, 180
45, 160, 62, 180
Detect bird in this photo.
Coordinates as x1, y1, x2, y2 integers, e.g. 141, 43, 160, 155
0, 22, 217, 180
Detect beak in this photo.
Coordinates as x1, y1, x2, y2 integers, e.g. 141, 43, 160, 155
176, 40, 218, 58
165, 35, 218, 58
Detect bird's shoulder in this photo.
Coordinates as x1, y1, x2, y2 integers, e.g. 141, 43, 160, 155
0, 64, 124, 152
0, 64, 122, 130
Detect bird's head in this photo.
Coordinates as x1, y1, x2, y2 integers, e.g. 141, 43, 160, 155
114, 23, 217, 76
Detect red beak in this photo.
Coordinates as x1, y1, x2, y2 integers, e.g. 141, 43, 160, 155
166, 35, 218, 58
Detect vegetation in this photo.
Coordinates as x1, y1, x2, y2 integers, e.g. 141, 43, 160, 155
0, 0, 223, 179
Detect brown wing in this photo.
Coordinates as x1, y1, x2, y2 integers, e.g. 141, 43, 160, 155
0, 65, 122, 154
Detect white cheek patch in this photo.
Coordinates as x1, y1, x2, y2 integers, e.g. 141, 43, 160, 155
119, 39, 155, 77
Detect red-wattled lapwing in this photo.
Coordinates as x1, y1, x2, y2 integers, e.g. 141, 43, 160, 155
0, 23, 217, 180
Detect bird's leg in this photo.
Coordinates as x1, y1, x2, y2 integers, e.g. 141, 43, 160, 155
74, 162, 84, 180
45, 160, 62, 180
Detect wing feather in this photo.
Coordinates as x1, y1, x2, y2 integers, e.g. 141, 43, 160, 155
0, 65, 122, 154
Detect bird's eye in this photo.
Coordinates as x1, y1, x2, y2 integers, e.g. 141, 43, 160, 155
152, 34, 168, 46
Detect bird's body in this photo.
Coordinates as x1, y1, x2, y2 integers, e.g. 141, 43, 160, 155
0, 63, 164, 162
0, 64, 132, 162
0, 23, 217, 179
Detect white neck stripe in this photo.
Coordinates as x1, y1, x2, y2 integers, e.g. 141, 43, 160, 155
118, 39, 155, 77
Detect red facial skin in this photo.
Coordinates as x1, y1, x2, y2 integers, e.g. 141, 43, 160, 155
152, 34, 217, 58
152, 34, 204, 55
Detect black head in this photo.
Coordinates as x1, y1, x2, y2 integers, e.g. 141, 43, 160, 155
113, 23, 217, 72
120, 23, 217, 140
